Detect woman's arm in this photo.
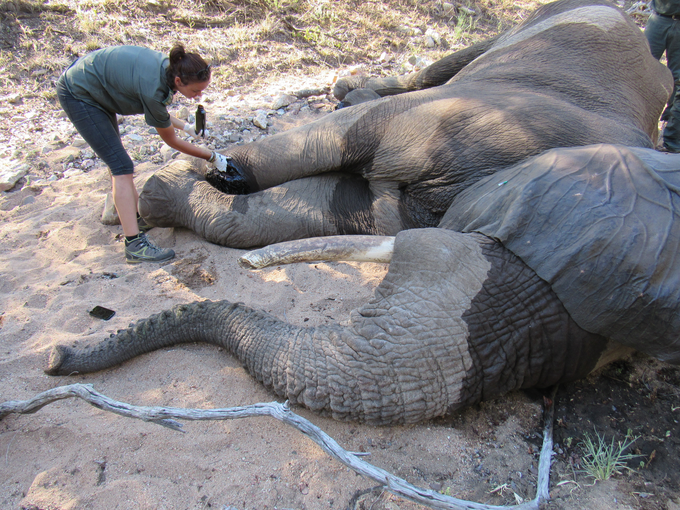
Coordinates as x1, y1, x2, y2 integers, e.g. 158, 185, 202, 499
156, 124, 212, 160
169, 115, 187, 131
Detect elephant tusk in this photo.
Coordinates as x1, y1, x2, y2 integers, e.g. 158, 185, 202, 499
238, 235, 395, 269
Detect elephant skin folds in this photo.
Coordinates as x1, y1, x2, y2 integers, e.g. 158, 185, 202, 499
52, 0, 680, 425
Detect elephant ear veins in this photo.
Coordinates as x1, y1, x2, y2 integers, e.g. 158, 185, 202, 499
444, 144, 680, 363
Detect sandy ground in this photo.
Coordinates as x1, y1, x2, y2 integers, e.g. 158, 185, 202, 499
0, 82, 676, 510
0, 154, 543, 510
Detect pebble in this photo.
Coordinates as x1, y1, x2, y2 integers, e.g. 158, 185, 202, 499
160, 145, 178, 162
425, 28, 441, 46
395, 25, 417, 36
176, 106, 189, 120
46, 146, 82, 165
272, 94, 297, 110
63, 168, 83, 178
41, 144, 60, 154
253, 111, 268, 130
2, 93, 22, 104
0, 158, 30, 191
442, 2, 455, 15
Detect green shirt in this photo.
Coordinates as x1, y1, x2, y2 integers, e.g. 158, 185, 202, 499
62, 46, 174, 128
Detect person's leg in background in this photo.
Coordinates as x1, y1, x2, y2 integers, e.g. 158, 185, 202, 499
645, 13, 680, 150
111, 173, 140, 236
659, 18, 680, 151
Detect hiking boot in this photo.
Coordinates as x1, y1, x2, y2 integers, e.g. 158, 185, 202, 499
125, 233, 175, 264
137, 215, 154, 233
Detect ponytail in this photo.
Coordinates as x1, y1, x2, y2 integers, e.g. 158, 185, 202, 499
166, 44, 211, 88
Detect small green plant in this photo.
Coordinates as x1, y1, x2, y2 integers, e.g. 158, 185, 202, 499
579, 428, 640, 481
452, 12, 476, 43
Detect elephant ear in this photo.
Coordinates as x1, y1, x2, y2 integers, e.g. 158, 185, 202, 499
441, 144, 680, 364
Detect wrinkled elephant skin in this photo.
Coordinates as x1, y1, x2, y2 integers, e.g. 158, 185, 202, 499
47, 0, 680, 425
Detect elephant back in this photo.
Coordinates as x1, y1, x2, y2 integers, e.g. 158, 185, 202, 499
441, 144, 680, 364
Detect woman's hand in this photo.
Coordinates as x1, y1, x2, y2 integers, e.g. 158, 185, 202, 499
182, 122, 210, 139
156, 125, 212, 160
209, 152, 230, 172
183, 122, 199, 138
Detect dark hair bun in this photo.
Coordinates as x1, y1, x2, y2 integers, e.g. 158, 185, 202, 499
169, 44, 186, 65
166, 43, 210, 87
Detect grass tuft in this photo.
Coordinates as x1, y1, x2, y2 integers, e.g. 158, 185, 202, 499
579, 428, 641, 481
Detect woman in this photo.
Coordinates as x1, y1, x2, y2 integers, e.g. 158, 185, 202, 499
56, 44, 230, 263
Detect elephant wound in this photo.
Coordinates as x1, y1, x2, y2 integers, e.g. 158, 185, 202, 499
206, 158, 251, 195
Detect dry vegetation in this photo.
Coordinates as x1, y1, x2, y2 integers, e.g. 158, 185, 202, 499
0, 0, 555, 171
0, 0, 548, 100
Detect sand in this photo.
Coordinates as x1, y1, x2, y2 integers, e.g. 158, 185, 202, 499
0, 92, 660, 510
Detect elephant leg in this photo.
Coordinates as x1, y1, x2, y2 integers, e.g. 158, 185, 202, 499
333, 36, 499, 100
138, 160, 386, 248
222, 91, 441, 192
348, 229, 611, 414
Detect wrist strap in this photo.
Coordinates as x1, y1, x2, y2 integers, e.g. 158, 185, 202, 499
208, 151, 216, 163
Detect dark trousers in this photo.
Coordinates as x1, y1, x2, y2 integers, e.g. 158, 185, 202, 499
646, 13, 680, 151
56, 76, 134, 176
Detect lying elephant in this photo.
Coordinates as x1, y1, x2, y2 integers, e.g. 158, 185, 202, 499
47, 144, 680, 425
135, 0, 670, 248
45, 0, 680, 425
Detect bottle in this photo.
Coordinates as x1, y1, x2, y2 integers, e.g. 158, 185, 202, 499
195, 104, 206, 137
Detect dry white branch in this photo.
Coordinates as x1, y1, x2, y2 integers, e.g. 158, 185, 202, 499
0, 384, 557, 510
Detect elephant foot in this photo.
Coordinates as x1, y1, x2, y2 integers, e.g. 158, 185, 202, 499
205, 159, 251, 195
332, 75, 370, 100
335, 88, 381, 110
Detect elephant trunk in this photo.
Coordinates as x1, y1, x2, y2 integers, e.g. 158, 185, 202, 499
45, 229, 614, 425
46, 301, 245, 376
44, 300, 426, 424
45, 294, 480, 424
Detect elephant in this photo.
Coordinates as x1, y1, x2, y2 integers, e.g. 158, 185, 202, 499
45, 0, 680, 426
133, 0, 671, 248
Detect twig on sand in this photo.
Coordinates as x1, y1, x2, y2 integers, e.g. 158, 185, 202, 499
0, 383, 557, 510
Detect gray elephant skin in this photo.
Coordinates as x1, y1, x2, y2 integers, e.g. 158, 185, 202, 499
46, 0, 680, 426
